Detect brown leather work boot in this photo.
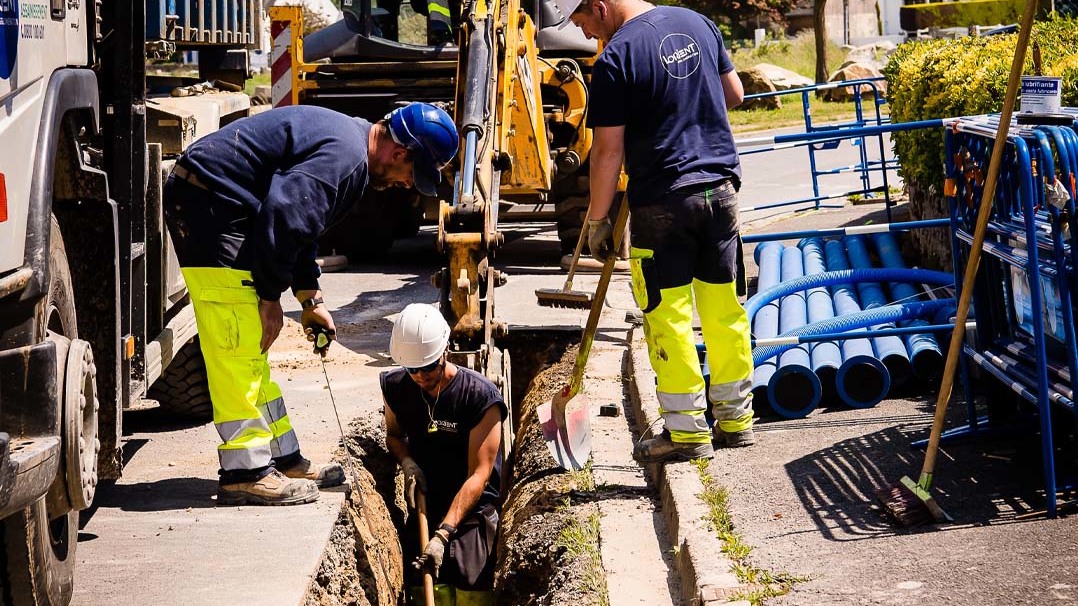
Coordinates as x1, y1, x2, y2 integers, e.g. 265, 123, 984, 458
217, 469, 319, 506
713, 426, 756, 448
278, 456, 346, 488
633, 431, 713, 463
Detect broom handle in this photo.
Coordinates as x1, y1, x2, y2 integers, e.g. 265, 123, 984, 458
563, 218, 588, 291
416, 491, 436, 606
921, 0, 1038, 484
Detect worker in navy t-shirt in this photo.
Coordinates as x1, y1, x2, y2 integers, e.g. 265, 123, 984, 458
382, 304, 505, 606
163, 104, 459, 506
556, 0, 756, 462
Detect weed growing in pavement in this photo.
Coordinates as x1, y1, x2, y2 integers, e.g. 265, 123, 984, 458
555, 511, 609, 606
568, 461, 597, 492
691, 459, 808, 605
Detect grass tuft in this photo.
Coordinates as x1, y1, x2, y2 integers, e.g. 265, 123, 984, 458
555, 511, 609, 606
692, 460, 809, 605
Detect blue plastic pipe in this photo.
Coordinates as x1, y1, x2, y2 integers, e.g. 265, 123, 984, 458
744, 268, 956, 319
824, 240, 891, 408
750, 242, 784, 405
797, 238, 841, 400
871, 232, 944, 381
753, 300, 957, 365
771, 247, 822, 418
844, 235, 913, 386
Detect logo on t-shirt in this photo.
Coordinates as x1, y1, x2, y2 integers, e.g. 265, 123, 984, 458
658, 33, 700, 80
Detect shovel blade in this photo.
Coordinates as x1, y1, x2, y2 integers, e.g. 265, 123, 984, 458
538, 390, 591, 471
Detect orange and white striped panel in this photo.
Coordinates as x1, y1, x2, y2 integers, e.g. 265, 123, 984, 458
269, 6, 301, 108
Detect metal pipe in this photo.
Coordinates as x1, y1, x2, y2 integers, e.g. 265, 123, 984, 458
824, 239, 890, 409
798, 238, 840, 401
769, 246, 822, 418
742, 218, 950, 244
844, 235, 913, 387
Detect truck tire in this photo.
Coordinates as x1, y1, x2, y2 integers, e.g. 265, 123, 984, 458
0, 218, 79, 605
147, 338, 213, 422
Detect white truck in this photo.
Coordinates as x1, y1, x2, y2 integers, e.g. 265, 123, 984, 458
0, 1, 258, 603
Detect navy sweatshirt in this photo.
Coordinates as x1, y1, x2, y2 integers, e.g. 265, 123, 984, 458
179, 106, 372, 301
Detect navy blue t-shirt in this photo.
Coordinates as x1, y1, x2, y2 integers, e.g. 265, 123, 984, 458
381, 367, 507, 522
180, 105, 371, 301
587, 6, 741, 205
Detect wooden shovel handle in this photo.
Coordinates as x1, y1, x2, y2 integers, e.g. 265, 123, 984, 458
416, 491, 436, 606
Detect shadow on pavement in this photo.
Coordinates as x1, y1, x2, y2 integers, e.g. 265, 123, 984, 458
783, 416, 1068, 543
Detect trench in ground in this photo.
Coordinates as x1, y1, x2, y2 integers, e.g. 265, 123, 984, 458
302, 330, 613, 606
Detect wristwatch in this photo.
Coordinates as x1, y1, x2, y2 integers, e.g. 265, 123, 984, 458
300, 297, 324, 310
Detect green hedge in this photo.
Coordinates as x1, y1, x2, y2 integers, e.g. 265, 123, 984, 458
899, 0, 1037, 31
884, 17, 1078, 190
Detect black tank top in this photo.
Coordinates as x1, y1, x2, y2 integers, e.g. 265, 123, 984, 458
381, 366, 507, 520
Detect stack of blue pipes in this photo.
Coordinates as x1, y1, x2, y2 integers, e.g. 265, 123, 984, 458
738, 233, 952, 419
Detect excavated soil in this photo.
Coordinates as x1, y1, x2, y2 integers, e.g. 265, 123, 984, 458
304, 339, 609, 606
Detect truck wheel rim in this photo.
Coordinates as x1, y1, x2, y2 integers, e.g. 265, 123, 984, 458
65, 339, 99, 511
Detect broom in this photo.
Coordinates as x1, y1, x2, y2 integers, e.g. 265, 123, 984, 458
535, 219, 594, 309
876, 0, 1038, 527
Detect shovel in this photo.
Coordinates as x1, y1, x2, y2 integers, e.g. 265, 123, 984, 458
416, 490, 436, 606
538, 201, 630, 470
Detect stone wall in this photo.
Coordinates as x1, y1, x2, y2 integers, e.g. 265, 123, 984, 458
905, 179, 953, 273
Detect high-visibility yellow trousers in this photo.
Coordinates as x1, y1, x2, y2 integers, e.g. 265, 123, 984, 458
182, 267, 301, 472
628, 182, 754, 443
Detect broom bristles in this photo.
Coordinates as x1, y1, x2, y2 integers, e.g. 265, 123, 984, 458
535, 288, 594, 309
876, 476, 950, 528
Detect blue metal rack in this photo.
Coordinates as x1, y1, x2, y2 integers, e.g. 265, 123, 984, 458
945, 110, 1078, 518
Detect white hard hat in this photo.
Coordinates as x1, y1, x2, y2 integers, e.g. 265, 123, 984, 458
390, 304, 451, 369
555, 0, 585, 28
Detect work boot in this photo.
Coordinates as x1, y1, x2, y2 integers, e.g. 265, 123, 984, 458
217, 469, 319, 506
633, 431, 713, 463
713, 426, 756, 448
427, 22, 454, 46
279, 456, 346, 488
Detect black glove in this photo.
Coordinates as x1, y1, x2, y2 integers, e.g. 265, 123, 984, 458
587, 217, 615, 261
304, 324, 336, 357
413, 528, 451, 577
400, 457, 427, 510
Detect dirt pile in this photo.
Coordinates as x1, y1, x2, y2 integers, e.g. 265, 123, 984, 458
495, 346, 608, 606
304, 416, 405, 606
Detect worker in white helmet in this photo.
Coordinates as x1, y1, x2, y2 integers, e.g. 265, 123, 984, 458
382, 303, 505, 606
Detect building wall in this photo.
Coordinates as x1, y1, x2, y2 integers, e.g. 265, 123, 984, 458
787, 0, 889, 44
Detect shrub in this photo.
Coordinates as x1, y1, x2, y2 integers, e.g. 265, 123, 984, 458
885, 16, 1078, 190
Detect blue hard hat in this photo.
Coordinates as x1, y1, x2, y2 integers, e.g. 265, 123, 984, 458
386, 103, 459, 196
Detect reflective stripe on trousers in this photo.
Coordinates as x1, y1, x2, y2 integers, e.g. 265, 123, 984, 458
632, 265, 754, 440
697, 280, 754, 432
427, 0, 451, 20
182, 267, 301, 471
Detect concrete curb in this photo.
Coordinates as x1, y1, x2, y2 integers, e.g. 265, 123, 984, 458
626, 327, 751, 606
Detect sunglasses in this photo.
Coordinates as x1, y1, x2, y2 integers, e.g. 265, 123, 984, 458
405, 359, 443, 375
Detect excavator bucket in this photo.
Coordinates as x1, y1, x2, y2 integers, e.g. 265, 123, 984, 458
538, 386, 591, 471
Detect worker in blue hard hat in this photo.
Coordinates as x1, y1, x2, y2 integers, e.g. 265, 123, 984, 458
163, 102, 459, 506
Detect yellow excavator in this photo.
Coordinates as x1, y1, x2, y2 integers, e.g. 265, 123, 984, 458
270, 0, 606, 465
